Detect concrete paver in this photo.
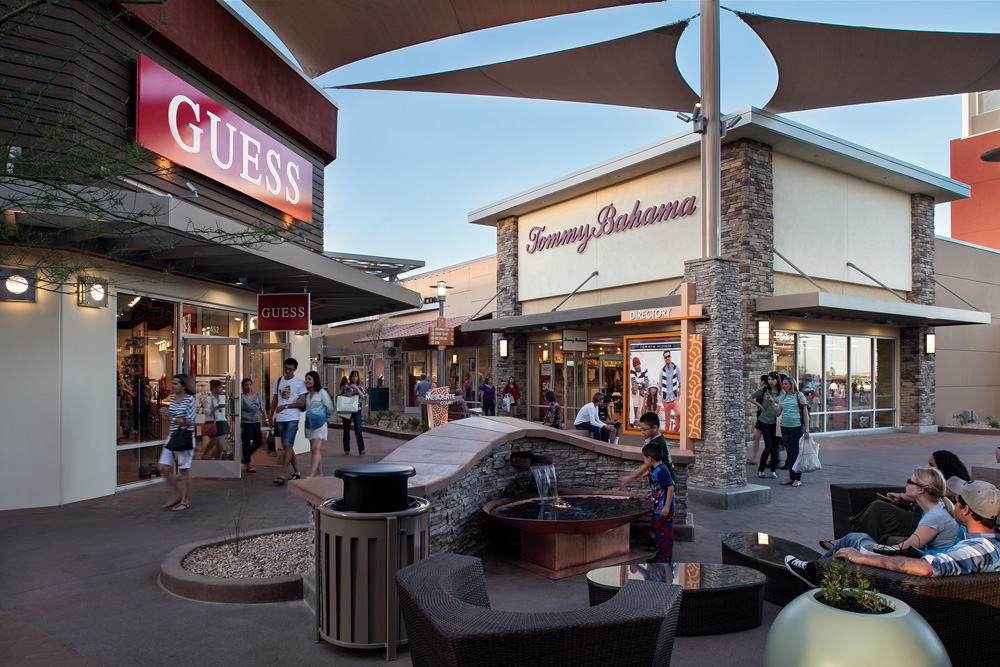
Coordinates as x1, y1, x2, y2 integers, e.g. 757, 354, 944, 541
1, 428, 997, 667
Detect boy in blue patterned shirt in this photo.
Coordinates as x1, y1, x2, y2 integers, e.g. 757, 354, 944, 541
642, 441, 675, 563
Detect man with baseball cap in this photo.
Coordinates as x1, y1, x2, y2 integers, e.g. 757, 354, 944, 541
786, 478, 1000, 584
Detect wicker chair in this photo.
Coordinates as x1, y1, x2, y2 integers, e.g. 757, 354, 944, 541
817, 559, 1000, 667
829, 483, 906, 538
396, 553, 683, 667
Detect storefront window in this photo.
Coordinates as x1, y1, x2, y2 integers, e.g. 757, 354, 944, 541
779, 330, 895, 433
116, 294, 176, 486
182, 304, 243, 337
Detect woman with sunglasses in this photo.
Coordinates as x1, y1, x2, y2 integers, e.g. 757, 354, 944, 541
816, 467, 959, 556
747, 371, 783, 479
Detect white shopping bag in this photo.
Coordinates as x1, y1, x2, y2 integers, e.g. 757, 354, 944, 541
792, 433, 821, 473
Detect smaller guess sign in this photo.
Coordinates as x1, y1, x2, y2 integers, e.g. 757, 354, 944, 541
257, 294, 310, 332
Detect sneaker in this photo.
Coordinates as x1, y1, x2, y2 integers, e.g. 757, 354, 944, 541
791, 480, 802, 487
784, 556, 818, 588
757, 472, 767, 478
770, 472, 777, 479
267, 451, 277, 457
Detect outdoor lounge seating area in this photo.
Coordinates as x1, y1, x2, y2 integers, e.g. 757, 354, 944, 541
396, 553, 683, 667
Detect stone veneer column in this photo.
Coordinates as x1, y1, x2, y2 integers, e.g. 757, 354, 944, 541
900, 194, 936, 430
720, 139, 775, 463
493, 216, 527, 393
683, 257, 748, 491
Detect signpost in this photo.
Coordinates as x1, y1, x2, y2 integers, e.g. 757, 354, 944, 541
257, 293, 310, 332
428, 316, 454, 347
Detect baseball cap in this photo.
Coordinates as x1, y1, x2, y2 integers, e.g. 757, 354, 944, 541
947, 478, 1000, 520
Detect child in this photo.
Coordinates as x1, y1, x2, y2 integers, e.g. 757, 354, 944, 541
619, 412, 676, 488
642, 441, 675, 563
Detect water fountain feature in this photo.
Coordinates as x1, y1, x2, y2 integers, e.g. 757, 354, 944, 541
483, 458, 651, 578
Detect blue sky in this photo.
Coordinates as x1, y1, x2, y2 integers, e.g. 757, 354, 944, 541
228, 1, 1000, 274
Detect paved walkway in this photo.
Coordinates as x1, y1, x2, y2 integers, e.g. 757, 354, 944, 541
1, 428, 997, 667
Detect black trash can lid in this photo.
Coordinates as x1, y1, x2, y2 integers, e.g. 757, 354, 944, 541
334, 464, 416, 480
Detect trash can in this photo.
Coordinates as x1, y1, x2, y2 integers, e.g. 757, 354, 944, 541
368, 387, 389, 413
315, 464, 430, 660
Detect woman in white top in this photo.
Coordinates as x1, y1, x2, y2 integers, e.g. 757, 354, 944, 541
202, 380, 228, 460
340, 370, 367, 455
304, 371, 334, 478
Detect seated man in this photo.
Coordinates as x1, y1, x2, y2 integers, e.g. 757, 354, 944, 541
539, 390, 563, 429
574, 392, 615, 440
785, 478, 1000, 586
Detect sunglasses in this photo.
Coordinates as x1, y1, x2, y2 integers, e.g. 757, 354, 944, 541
906, 478, 926, 490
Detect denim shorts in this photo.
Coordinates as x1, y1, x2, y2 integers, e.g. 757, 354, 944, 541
274, 420, 299, 447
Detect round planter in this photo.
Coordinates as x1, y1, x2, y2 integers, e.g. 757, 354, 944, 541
159, 524, 309, 604
763, 589, 951, 667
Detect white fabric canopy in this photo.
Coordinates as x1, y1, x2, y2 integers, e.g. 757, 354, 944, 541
245, 0, 665, 77
335, 22, 699, 113
739, 12, 1000, 114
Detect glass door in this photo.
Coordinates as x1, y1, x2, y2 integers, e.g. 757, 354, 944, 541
182, 335, 241, 479
404, 355, 426, 413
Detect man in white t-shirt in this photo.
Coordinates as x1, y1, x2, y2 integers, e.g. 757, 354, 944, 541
574, 392, 615, 440
269, 357, 307, 485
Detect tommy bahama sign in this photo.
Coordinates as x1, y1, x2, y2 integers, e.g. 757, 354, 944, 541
136, 55, 312, 222
525, 196, 697, 255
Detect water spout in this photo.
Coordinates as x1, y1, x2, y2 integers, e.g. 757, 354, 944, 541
531, 464, 558, 498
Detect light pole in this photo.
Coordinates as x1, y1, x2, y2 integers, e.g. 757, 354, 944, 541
434, 280, 453, 388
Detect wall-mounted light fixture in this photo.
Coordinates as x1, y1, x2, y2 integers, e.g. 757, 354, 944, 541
542, 347, 550, 362
926, 333, 936, 354
0, 267, 36, 302
77, 276, 108, 308
757, 320, 771, 346
452, 353, 458, 364
499, 338, 509, 359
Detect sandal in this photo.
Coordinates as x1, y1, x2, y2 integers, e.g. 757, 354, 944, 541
781, 479, 794, 485
171, 502, 189, 512
272, 477, 286, 485
359, 451, 366, 456
819, 539, 837, 551
162, 497, 182, 509
245, 466, 256, 473
289, 473, 302, 480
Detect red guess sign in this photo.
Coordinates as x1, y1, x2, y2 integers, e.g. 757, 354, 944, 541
257, 294, 311, 332
136, 55, 312, 222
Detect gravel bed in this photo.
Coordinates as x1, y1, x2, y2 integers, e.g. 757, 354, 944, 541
182, 531, 310, 579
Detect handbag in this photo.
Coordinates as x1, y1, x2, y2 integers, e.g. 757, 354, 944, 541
165, 427, 194, 451
792, 433, 821, 473
336, 394, 359, 414
306, 407, 327, 429
201, 421, 218, 437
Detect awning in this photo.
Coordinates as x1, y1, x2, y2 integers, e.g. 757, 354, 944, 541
756, 292, 991, 327
336, 22, 699, 113
462, 295, 682, 333
2, 183, 422, 324
738, 12, 1000, 114
354, 313, 490, 343
243, 0, 664, 78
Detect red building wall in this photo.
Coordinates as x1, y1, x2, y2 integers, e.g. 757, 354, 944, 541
951, 129, 1000, 250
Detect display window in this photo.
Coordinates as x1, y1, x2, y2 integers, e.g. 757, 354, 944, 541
773, 331, 896, 433
116, 294, 176, 486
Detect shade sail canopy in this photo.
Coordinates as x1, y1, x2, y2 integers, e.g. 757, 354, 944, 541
739, 12, 1000, 114
354, 313, 489, 342
244, 0, 665, 78
336, 22, 699, 112
756, 292, 990, 327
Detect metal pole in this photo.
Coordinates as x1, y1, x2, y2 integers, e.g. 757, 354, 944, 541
438, 296, 445, 388
701, 0, 721, 258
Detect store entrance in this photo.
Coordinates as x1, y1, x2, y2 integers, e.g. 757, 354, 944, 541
182, 335, 241, 479
404, 360, 426, 413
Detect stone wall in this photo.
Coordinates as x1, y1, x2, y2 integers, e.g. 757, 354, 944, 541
720, 139, 775, 446
493, 215, 527, 396
900, 194, 936, 428
683, 257, 745, 489
426, 438, 690, 555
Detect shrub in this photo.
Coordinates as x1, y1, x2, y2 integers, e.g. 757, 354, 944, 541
818, 558, 891, 615
987, 415, 1000, 429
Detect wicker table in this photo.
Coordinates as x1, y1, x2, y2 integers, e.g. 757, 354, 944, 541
720, 531, 821, 606
586, 562, 765, 635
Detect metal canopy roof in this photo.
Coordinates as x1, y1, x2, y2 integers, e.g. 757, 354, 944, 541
756, 292, 991, 327
3, 183, 422, 324
461, 295, 683, 333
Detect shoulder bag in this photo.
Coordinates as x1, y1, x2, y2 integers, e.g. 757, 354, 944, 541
166, 427, 194, 451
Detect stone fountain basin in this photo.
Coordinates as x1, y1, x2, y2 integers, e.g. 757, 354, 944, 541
483, 490, 651, 535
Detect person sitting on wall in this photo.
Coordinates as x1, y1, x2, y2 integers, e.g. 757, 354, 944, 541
539, 390, 563, 429
574, 392, 615, 440
596, 391, 622, 444
785, 478, 1000, 586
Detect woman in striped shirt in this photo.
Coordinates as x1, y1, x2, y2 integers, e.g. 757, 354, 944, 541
158, 374, 196, 511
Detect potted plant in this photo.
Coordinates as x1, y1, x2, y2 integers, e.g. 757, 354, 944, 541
763, 558, 951, 667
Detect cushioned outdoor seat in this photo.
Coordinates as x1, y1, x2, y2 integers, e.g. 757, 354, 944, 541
396, 552, 683, 667
829, 483, 906, 538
